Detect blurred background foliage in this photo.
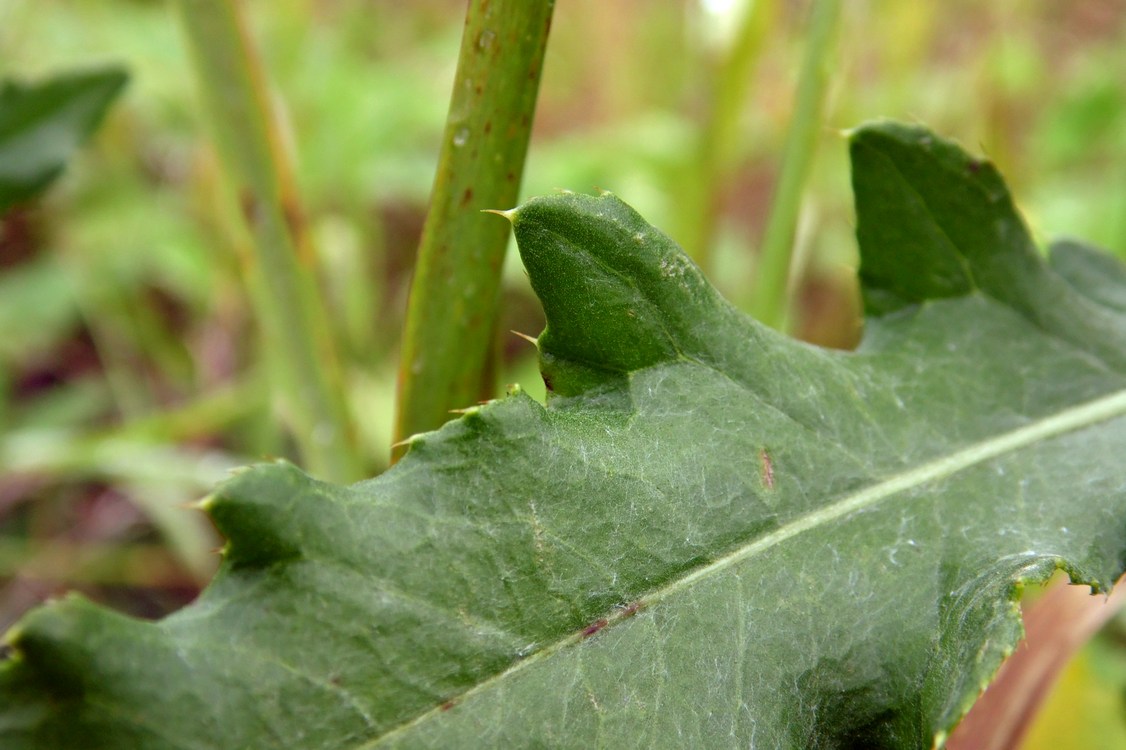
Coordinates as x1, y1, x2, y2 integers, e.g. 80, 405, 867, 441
2, 0, 1126, 744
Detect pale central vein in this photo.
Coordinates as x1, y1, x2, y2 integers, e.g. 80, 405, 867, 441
659, 386, 1126, 605
366, 386, 1126, 747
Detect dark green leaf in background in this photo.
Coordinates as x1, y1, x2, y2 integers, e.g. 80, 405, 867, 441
0, 67, 128, 214
2, 122, 1125, 748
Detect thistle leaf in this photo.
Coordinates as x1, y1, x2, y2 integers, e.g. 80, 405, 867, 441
3, 122, 1125, 749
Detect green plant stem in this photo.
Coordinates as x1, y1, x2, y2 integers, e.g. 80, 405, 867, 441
393, 0, 555, 456
747, 0, 841, 330
675, 0, 775, 269
175, 0, 361, 482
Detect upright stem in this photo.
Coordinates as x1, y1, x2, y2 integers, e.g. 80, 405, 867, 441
175, 0, 361, 482
747, 0, 841, 330
393, 0, 555, 456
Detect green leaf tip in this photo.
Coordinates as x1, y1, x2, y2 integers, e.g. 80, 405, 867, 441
850, 121, 1126, 370
510, 190, 768, 397
203, 461, 317, 568
849, 121, 1019, 315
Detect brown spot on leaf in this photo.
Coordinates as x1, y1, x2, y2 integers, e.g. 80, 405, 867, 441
760, 448, 775, 490
582, 618, 609, 638
620, 601, 644, 618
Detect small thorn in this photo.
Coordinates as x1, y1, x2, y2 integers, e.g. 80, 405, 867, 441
390, 438, 412, 450
482, 208, 515, 221
511, 330, 538, 346
449, 406, 478, 415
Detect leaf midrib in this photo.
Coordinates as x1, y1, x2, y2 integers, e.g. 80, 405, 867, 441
365, 386, 1126, 747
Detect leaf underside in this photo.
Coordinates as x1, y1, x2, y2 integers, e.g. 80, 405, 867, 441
3, 122, 1126, 749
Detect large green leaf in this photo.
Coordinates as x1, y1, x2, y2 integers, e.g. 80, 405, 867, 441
3, 122, 1126, 748
0, 67, 128, 213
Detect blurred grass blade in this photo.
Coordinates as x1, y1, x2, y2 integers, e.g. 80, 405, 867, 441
394, 0, 555, 455
675, 0, 775, 269
174, 0, 361, 482
0, 67, 128, 213
747, 0, 841, 330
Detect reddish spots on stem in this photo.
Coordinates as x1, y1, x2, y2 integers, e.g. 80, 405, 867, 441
440, 700, 457, 712
582, 618, 609, 638
461, 187, 474, 206
967, 159, 982, 174
760, 448, 774, 490
484, 120, 493, 135
620, 601, 643, 618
